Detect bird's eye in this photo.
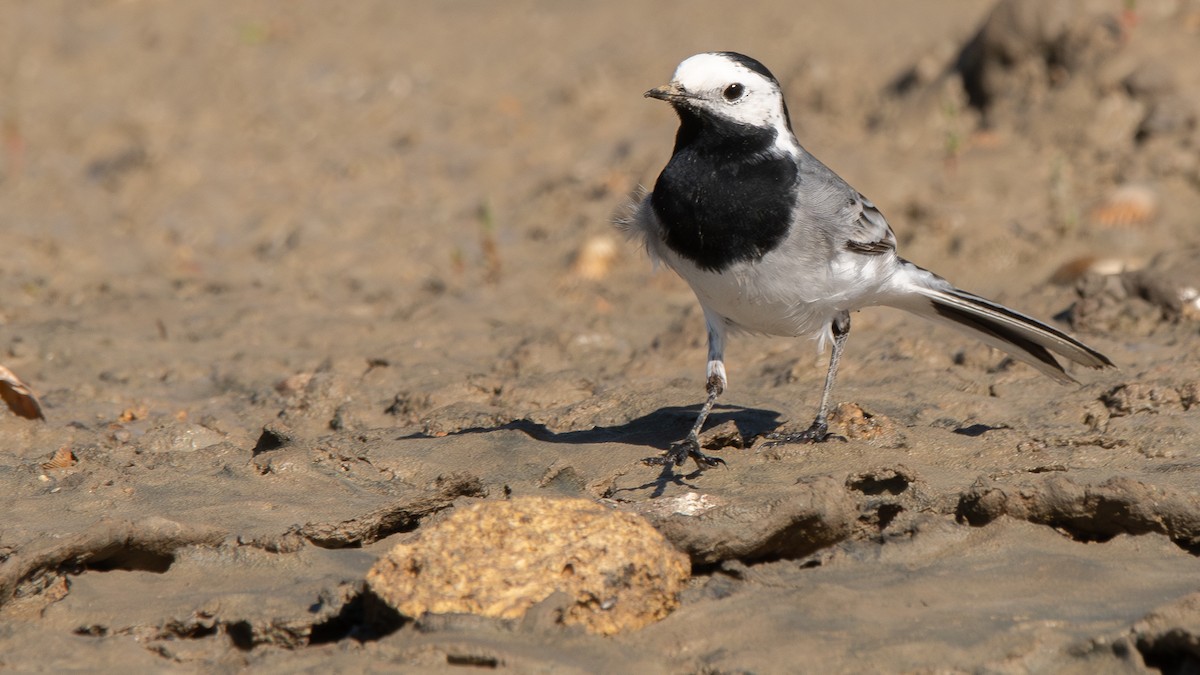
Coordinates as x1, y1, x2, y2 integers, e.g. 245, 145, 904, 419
722, 83, 745, 102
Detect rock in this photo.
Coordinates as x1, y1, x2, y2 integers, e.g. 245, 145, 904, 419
956, 475, 1200, 550
955, 0, 1122, 122
1137, 95, 1198, 141
1102, 382, 1185, 417
1123, 249, 1200, 322
365, 496, 689, 635
1068, 248, 1200, 334
828, 402, 901, 444
697, 419, 745, 450
1128, 592, 1200, 666
1122, 61, 1177, 101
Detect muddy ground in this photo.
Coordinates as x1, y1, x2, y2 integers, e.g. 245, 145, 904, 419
3, 0, 1200, 672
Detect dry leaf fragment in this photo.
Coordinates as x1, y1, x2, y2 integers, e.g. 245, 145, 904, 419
571, 235, 618, 281
0, 364, 45, 420
1049, 256, 1144, 284
42, 447, 77, 470
117, 405, 148, 423
275, 372, 315, 397
1090, 185, 1158, 228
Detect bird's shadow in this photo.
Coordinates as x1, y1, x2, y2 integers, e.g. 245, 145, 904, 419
398, 404, 783, 496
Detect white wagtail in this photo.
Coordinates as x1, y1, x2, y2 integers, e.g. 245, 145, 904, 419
627, 52, 1114, 470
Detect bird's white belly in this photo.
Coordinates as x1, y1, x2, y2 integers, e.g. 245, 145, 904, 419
660, 244, 896, 338
670, 257, 835, 337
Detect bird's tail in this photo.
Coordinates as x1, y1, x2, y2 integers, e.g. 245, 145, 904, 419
885, 260, 1114, 383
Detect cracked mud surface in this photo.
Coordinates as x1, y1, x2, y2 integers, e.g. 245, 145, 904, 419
3, 0, 1200, 671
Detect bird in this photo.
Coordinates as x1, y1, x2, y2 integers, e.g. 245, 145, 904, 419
626, 51, 1114, 470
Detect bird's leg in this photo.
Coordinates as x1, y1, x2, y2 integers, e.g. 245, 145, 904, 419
768, 312, 850, 445
647, 317, 728, 470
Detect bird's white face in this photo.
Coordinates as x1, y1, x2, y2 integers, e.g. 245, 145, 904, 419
650, 52, 791, 135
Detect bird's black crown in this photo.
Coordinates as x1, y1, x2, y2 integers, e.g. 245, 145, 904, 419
715, 52, 781, 87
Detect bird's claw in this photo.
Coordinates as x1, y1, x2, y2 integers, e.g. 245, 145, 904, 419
763, 420, 832, 447
643, 438, 726, 470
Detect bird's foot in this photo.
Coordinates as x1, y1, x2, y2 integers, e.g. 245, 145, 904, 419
644, 437, 726, 470
763, 420, 832, 447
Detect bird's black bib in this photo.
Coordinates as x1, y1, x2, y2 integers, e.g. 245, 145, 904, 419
651, 111, 798, 273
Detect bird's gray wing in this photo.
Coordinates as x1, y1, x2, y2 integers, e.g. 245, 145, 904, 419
844, 193, 897, 255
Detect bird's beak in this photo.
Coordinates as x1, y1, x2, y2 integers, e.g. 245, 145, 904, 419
645, 83, 687, 102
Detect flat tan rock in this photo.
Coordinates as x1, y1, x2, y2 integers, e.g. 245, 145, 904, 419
365, 496, 690, 635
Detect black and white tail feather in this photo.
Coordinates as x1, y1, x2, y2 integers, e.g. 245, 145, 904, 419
888, 260, 1113, 385
628, 51, 1114, 471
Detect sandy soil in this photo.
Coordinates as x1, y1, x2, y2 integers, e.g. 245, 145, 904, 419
3, 0, 1200, 671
